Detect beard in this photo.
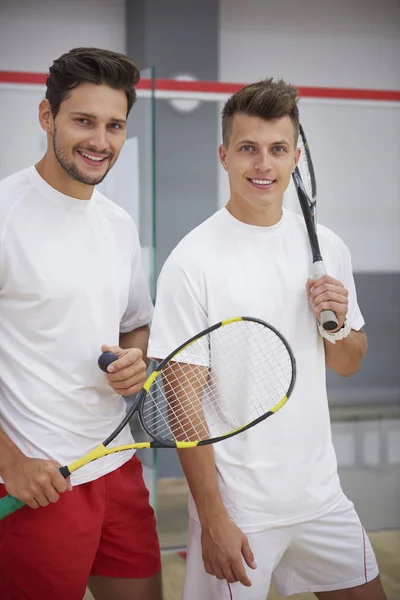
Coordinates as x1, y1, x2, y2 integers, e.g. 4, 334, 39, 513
53, 131, 114, 186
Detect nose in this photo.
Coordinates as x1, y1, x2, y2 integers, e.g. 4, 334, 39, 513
254, 149, 272, 172
89, 126, 109, 151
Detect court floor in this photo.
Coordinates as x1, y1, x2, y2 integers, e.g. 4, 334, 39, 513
84, 477, 400, 600
84, 530, 399, 600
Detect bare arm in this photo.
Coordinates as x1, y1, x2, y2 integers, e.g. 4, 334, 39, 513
178, 446, 227, 525
0, 426, 25, 475
159, 360, 255, 587
324, 329, 367, 377
120, 324, 150, 366
178, 446, 255, 586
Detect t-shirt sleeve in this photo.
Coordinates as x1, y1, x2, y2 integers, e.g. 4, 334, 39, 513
338, 240, 365, 331
119, 221, 154, 333
147, 249, 208, 361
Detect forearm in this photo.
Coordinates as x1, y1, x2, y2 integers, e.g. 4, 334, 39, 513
0, 426, 25, 476
178, 445, 227, 526
120, 324, 150, 366
324, 329, 367, 377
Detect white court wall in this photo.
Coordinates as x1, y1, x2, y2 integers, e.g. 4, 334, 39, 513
220, 0, 400, 89
0, 0, 127, 197
0, 0, 399, 272
218, 0, 400, 272
0, 0, 126, 71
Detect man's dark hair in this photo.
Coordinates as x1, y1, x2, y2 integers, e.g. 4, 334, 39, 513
45, 47, 140, 118
221, 78, 299, 146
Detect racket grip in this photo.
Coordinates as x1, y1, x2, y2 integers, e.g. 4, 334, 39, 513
312, 261, 339, 331
0, 494, 26, 520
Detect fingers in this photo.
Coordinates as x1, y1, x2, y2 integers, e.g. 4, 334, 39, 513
311, 292, 348, 312
35, 486, 60, 507
20, 483, 59, 509
218, 566, 239, 585
308, 275, 344, 289
205, 559, 247, 586
102, 348, 143, 373
227, 536, 255, 586
203, 545, 253, 587
107, 374, 146, 395
100, 346, 147, 395
242, 537, 257, 570
306, 277, 348, 324
31, 464, 70, 507
231, 560, 252, 587
51, 469, 71, 494
106, 359, 146, 381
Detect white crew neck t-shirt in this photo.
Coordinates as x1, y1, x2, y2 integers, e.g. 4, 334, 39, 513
148, 207, 364, 531
0, 166, 153, 485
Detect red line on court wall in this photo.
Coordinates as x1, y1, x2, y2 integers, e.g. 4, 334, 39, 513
0, 71, 399, 102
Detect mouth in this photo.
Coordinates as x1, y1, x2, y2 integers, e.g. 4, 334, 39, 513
247, 178, 275, 190
76, 150, 110, 167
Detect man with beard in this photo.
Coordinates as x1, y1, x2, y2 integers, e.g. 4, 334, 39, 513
0, 48, 162, 600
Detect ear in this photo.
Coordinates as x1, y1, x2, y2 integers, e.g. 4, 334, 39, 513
292, 146, 301, 172
38, 99, 54, 134
219, 144, 228, 172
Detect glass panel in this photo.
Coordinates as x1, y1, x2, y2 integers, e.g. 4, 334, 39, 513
127, 66, 158, 510
98, 66, 158, 510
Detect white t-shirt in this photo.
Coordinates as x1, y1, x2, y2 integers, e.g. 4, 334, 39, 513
148, 207, 364, 531
0, 166, 153, 485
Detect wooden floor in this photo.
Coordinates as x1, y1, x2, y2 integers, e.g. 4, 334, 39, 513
160, 531, 400, 600
84, 478, 400, 600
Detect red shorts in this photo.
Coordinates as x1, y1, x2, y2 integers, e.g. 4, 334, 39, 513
0, 455, 161, 600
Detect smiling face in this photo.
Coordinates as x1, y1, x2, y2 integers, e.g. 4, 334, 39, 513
38, 82, 128, 196
219, 113, 300, 225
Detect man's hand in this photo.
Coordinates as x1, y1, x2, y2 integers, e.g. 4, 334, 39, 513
101, 344, 147, 396
201, 515, 257, 587
306, 275, 348, 329
2, 456, 71, 509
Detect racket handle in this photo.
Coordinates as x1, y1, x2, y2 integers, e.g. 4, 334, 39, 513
312, 261, 339, 331
0, 494, 26, 520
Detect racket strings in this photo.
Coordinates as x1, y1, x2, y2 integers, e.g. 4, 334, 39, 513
297, 133, 315, 206
141, 320, 293, 443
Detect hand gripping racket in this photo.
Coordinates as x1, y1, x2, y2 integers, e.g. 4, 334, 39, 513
0, 316, 296, 520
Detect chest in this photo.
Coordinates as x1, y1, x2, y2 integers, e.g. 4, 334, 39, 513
203, 232, 316, 339
2, 208, 131, 309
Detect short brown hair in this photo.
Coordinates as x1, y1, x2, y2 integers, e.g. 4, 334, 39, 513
46, 47, 140, 118
221, 78, 299, 146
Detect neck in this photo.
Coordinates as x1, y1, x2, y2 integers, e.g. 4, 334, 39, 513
226, 197, 283, 227
35, 153, 94, 200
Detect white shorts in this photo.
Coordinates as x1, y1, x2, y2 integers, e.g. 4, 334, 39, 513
182, 496, 379, 599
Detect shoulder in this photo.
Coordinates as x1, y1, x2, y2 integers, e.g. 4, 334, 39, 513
93, 188, 134, 223
161, 210, 224, 274
285, 210, 350, 255
316, 222, 350, 258
92, 189, 139, 241
0, 168, 35, 225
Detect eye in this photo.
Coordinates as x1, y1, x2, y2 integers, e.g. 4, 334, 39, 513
240, 145, 254, 152
108, 123, 123, 131
272, 145, 286, 154
76, 118, 91, 126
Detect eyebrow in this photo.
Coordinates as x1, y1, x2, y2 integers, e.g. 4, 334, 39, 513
236, 139, 258, 146
236, 139, 290, 146
70, 111, 126, 125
